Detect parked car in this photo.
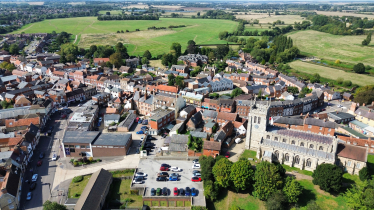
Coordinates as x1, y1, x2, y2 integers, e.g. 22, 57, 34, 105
192, 164, 200, 169
52, 154, 57, 161
174, 187, 178, 196
37, 160, 42, 167
161, 134, 167, 138
170, 173, 179, 177
191, 188, 197, 196
141, 126, 148, 130
192, 159, 199, 164
225, 152, 230, 158
191, 177, 201, 182
161, 163, 170, 167
156, 188, 161, 196
157, 172, 169, 177
26, 192, 32, 200
321, 108, 326, 111
156, 177, 168, 182
39, 152, 44, 159
151, 188, 156, 196
142, 120, 148, 125
135, 172, 147, 177
31, 174, 38, 182
169, 175, 178, 181
193, 172, 201, 177
132, 177, 143, 184
185, 187, 191, 196
170, 167, 182, 172
138, 119, 143, 124
99, 117, 102, 122
29, 182, 36, 190
179, 188, 185, 196
147, 136, 157, 140
192, 170, 200, 174
160, 166, 169, 171
162, 187, 168, 196
136, 130, 144, 134
140, 136, 145, 141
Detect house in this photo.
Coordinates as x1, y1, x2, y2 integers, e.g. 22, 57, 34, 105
169, 135, 188, 154
218, 99, 235, 113
63, 132, 100, 157
324, 90, 341, 101
91, 133, 132, 157
187, 111, 203, 130
203, 141, 222, 157
202, 110, 218, 122
104, 114, 120, 127
74, 169, 112, 210
236, 100, 252, 118
353, 105, 374, 127
67, 104, 99, 132
336, 143, 368, 175
92, 92, 111, 106
14, 96, 31, 107
217, 112, 238, 126
149, 107, 175, 130
190, 131, 208, 140
125, 58, 139, 68
204, 120, 217, 135
349, 120, 374, 137
327, 111, 355, 124
179, 105, 196, 120
171, 65, 189, 74
343, 92, 353, 101
0, 165, 22, 210
93, 58, 110, 66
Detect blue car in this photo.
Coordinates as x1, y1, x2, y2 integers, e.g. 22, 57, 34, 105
191, 188, 197, 196
185, 187, 190, 196
169, 175, 178, 181
141, 126, 148, 130
138, 119, 143, 124
136, 130, 144, 134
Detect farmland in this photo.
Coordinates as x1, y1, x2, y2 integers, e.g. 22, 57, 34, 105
289, 60, 373, 86
11, 17, 238, 56
236, 14, 306, 25
288, 30, 374, 66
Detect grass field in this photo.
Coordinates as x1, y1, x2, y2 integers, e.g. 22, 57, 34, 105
288, 30, 374, 66
68, 175, 92, 198
11, 17, 238, 56
289, 60, 373, 86
316, 11, 374, 19
237, 14, 306, 25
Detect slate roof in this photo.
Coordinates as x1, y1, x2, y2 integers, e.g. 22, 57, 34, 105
336, 143, 367, 162
214, 130, 226, 141
262, 139, 335, 161
202, 110, 218, 119
63, 131, 100, 144
182, 105, 196, 114
104, 114, 120, 121
190, 131, 208, 139
355, 107, 374, 120
93, 133, 131, 146
305, 118, 336, 129
169, 134, 188, 152
203, 141, 221, 151
190, 111, 203, 126
327, 112, 355, 121
74, 169, 112, 210
275, 129, 333, 144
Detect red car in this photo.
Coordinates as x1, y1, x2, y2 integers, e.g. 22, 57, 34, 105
225, 152, 230, 158
191, 177, 201, 182
37, 160, 43, 167
173, 187, 178, 196
160, 166, 169, 171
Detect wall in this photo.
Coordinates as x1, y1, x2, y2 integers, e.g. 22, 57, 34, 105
188, 149, 203, 157
63, 143, 91, 157
143, 196, 191, 207
203, 149, 219, 157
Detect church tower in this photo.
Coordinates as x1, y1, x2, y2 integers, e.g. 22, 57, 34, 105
245, 100, 270, 150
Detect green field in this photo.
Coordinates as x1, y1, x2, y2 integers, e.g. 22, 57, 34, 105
289, 60, 374, 86
98, 10, 123, 15
11, 17, 238, 56
288, 30, 374, 66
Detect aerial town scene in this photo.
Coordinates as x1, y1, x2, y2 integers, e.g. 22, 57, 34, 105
0, 0, 373, 209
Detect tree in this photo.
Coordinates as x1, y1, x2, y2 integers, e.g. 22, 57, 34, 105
204, 180, 220, 201
0, 62, 16, 71
310, 73, 321, 83
143, 50, 152, 60
213, 158, 233, 188
282, 176, 303, 203
344, 179, 374, 210
66, 54, 75, 62
109, 52, 123, 68
141, 57, 149, 65
216, 44, 229, 59
1, 100, 9, 109
9, 44, 19, 55
187, 44, 196, 54
265, 191, 286, 210
168, 74, 175, 86
353, 63, 366, 74
187, 40, 196, 46
106, 11, 111, 15
170, 42, 182, 57
343, 80, 352, 87
115, 42, 128, 58
359, 167, 371, 181
197, 12, 200, 17
336, 77, 344, 84
175, 76, 185, 89
306, 201, 322, 210
230, 159, 254, 191
43, 201, 67, 210
230, 88, 243, 98
200, 155, 215, 181
362, 33, 372, 46
208, 51, 215, 61
312, 163, 343, 193
287, 87, 299, 94
253, 161, 284, 200
161, 53, 173, 66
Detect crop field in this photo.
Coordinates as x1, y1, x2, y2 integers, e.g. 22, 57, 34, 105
11, 17, 238, 56
288, 30, 374, 66
237, 14, 306, 25
289, 60, 373, 86
316, 11, 374, 19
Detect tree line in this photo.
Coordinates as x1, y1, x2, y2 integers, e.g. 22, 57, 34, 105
97, 14, 159, 21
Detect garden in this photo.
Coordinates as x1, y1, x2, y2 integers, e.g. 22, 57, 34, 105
70, 157, 101, 167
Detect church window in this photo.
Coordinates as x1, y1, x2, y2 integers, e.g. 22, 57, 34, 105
274, 150, 279, 160
347, 161, 351, 167
291, 140, 295, 145
266, 135, 270, 139
258, 117, 261, 124
254, 116, 257, 124
283, 139, 286, 143
285, 154, 289, 162
295, 156, 300, 164
274, 137, 278, 141
306, 159, 312, 167
356, 163, 361, 169
319, 146, 323, 151
300, 142, 304, 147
309, 144, 314, 149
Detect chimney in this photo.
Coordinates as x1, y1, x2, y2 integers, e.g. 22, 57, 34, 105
144, 91, 147, 100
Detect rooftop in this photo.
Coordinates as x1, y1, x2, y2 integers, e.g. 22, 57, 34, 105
336, 143, 367, 162
63, 131, 100, 144
150, 107, 174, 121
93, 133, 131, 146
273, 128, 333, 144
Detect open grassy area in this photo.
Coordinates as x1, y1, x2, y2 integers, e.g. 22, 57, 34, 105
282, 164, 314, 177
289, 60, 373, 86
68, 175, 92, 198
106, 178, 143, 208
98, 10, 123, 15
240, 150, 259, 165
315, 11, 374, 19
207, 188, 265, 210
288, 30, 374, 66
10, 17, 238, 56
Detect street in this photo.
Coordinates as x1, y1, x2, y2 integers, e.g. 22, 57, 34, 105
19, 106, 80, 210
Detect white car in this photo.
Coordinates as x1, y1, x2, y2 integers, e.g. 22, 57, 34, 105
99, 117, 102, 122
132, 177, 143, 184
192, 164, 200, 169
170, 167, 182, 172
31, 174, 38, 182
135, 172, 147, 177
140, 136, 145, 141
193, 172, 202, 177
52, 154, 57, 161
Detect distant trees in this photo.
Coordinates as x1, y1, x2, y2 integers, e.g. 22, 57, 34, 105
230, 88, 244, 98
310, 73, 321, 83
167, 74, 175, 86
175, 76, 185, 89
0, 62, 16, 71
312, 163, 343, 193
9, 44, 19, 55
109, 52, 124, 68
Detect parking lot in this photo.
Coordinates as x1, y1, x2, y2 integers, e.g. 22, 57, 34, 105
135, 159, 203, 198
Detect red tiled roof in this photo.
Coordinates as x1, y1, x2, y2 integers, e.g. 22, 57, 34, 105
94, 58, 110, 63
8, 137, 22, 146
337, 143, 367, 162
217, 112, 237, 121
106, 108, 118, 114
157, 85, 178, 93
203, 141, 221, 151
5, 117, 40, 128
337, 135, 374, 148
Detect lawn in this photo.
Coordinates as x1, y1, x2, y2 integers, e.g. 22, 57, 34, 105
289, 60, 374, 86
110, 169, 135, 178
207, 188, 265, 210
288, 30, 374, 66
10, 17, 238, 56
368, 154, 374, 176
297, 179, 348, 210
106, 178, 143, 208
282, 164, 314, 177
240, 150, 259, 165
68, 175, 92, 198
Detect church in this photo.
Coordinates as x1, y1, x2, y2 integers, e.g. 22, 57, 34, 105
245, 101, 368, 175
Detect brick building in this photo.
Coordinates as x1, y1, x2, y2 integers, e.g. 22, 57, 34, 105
149, 107, 175, 130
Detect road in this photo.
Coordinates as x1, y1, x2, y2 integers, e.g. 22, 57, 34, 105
24, 40, 39, 55
19, 106, 80, 210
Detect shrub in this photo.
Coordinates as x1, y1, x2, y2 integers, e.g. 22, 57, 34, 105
265, 191, 286, 210
73, 176, 84, 183
78, 158, 83, 162
124, 198, 133, 203
353, 63, 365, 74
83, 157, 88, 163
335, 59, 341, 64
343, 80, 352, 87
70, 159, 74, 163
359, 167, 371, 181
336, 77, 344, 85
130, 189, 139, 195
74, 193, 80, 197
120, 204, 126, 209
312, 163, 343, 193
73, 162, 78, 167
88, 157, 93, 162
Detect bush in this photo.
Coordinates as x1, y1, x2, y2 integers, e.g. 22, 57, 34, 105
265, 191, 286, 210
312, 163, 343, 193
72, 176, 83, 183
74, 193, 80, 197
353, 63, 365, 74
83, 157, 88, 163
78, 158, 83, 162
359, 167, 371, 181
88, 157, 93, 162
343, 80, 352, 87
336, 77, 344, 85
70, 159, 74, 163
73, 162, 78, 167
130, 189, 139, 195
335, 59, 341, 64
124, 198, 133, 203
